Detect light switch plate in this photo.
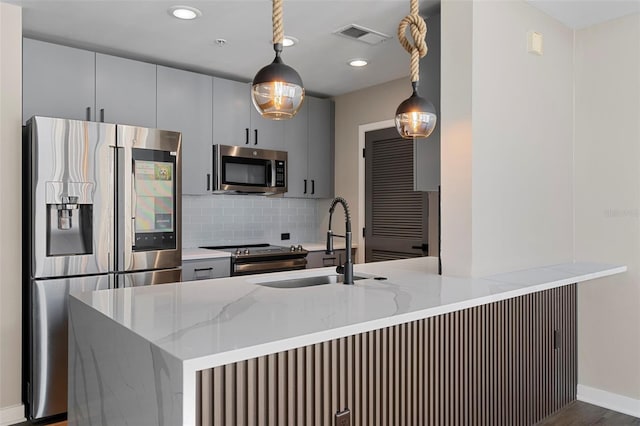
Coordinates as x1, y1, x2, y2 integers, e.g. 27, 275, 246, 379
528, 31, 543, 55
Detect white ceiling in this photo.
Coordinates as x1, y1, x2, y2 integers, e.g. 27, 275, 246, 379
525, 0, 640, 29
8, 0, 640, 97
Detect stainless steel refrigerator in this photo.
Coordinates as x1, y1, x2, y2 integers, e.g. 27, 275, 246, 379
22, 116, 182, 421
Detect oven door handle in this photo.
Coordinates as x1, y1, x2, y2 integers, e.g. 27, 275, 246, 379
234, 258, 307, 275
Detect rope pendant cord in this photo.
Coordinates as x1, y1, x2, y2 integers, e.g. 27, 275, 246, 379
397, 0, 427, 84
272, 0, 284, 45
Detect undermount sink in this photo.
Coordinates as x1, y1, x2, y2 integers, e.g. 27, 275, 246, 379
257, 274, 369, 289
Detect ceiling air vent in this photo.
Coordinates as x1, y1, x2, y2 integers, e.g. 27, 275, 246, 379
333, 24, 391, 45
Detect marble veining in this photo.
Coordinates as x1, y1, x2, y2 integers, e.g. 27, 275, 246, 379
69, 258, 626, 425
71, 258, 626, 371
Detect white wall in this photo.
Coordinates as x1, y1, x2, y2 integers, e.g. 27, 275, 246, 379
0, 3, 24, 424
574, 13, 640, 403
441, 0, 575, 277
440, 0, 473, 276
470, 0, 575, 276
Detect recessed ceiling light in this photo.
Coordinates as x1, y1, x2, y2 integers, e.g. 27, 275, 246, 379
283, 36, 298, 47
348, 59, 368, 67
168, 6, 202, 20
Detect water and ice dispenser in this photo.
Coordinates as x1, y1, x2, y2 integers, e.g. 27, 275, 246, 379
46, 182, 94, 256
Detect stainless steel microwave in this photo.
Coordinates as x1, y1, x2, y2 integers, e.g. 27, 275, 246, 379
213, 144, 287, 194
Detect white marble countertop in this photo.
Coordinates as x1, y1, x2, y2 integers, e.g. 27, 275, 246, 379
182, 247, 231, 261
72, 258, 625, 372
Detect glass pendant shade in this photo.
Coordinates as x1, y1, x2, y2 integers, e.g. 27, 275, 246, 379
252, 52, 305, 120
395, 87, 437, 139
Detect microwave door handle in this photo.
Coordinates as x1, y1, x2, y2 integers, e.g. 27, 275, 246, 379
268, 161, 275, 188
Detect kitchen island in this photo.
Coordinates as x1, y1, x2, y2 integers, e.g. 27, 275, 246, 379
68, 258, 625, 425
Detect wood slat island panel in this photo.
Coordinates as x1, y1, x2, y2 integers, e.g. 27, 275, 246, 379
197, 284, 577, 425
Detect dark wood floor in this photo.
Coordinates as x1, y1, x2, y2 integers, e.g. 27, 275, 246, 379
16, 401, 638, 425
537, 401, 640, 425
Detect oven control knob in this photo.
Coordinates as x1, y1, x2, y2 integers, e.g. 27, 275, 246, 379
290, 245, 296, 252
297, 245, 304, 251
244, 249, 250, 255
235, 249, 242, 255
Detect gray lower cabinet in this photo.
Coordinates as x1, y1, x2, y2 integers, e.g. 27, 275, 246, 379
284, 97, 334, 199
23, 38, 95, 123
182, 258, 231, 282
306, 249, 355, 269
212, 77, 284, 150
157, 66, 213, 195
95, 53, 157, 128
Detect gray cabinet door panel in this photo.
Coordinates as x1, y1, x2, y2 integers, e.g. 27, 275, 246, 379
307, 97, 334, 199
95, 53, 157, 127
182, 258, 231, 281
414, 14, 441, 192
157, 66, 213, 195
23, 38, 95, 124
283, 101, 309, 198
250, 98, 284, 149
213, 77, 251, 146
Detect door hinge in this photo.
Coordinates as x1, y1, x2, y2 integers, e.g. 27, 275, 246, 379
362, 227, 366, 238
362, 148, 365, 158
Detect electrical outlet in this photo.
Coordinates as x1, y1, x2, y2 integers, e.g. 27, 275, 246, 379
335, 409, 351, 426
281, 233, 290, 240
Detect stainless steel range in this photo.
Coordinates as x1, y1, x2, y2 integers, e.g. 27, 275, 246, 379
201, 244, 308, 276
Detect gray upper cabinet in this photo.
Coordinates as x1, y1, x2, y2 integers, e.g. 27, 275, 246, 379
95, 53, 157, 128
213, 77, 284, 149
284, 96, 334, 199
307, 97, 334, 199
413, 13, 441, 192
249, 97, 284, 150
23, 38, 95, 124
213, 77, 251, 146
157, 66, 213, 195
283, 101, 308, 198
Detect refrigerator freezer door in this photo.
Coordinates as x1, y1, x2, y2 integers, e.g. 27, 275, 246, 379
116, 125, 182, 272
28, 117, 116, 279
116, 268, 182, 287
29, 275, 110, 420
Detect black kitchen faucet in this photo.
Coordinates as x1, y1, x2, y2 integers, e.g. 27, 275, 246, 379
326, 196, 354, 284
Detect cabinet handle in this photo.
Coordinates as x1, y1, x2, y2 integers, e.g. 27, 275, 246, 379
254, 129, 258, 145
86, 107, 91, 121
194, 267, 214, 272
311, 179, 315, 195
206, 174, 211, 191
100, 108, 105, 123
303, 179, 307, 194
245, 128, 249, 144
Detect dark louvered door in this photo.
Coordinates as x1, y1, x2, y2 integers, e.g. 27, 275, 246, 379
365, 127, 428, 262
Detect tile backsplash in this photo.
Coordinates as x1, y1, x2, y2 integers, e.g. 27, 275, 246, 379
182, 195, 322, 248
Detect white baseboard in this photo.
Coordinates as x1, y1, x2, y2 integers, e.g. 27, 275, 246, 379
0, 404, 25, 426
577, 384, 640, 418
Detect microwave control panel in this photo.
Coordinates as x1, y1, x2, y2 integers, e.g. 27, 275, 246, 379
275, 161, 286, 188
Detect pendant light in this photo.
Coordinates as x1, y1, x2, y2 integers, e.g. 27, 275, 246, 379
395, 0, 437, 139
252, 0, 304, 120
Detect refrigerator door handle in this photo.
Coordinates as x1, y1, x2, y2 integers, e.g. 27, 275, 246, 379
116, 146, 126, 271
